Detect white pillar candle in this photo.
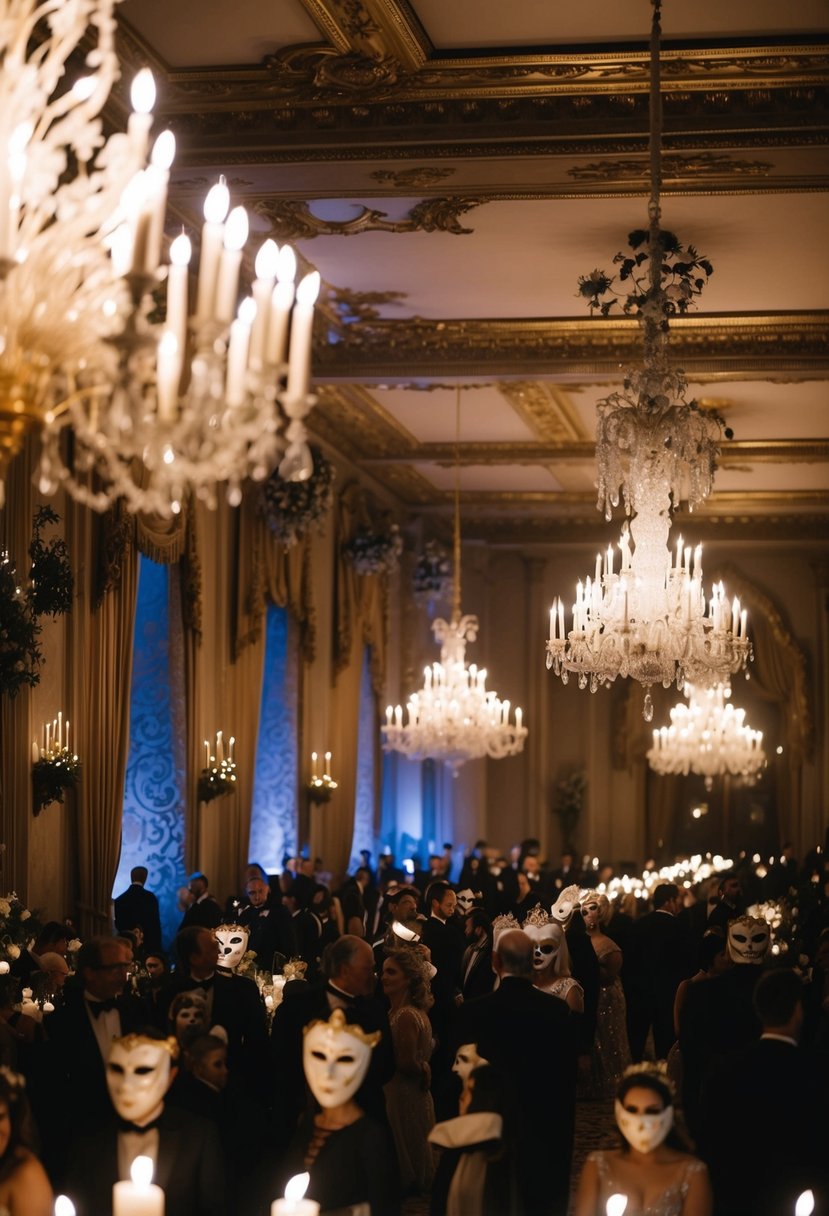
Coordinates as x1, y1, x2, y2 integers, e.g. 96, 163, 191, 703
225, 297, 255, 406
271, 1173, 319, 1216
144, 130, 176, 273
31, 740, 39, 764
195, 178, 229, 320
166, 232, 191, 352
250, 239, 279, 368
204, 740, 210, 768
127, 70, 156, 161
214, 206, 249, 324
156, 331, 181, 423
515, 706, 523, 730
113, 1156, 164, 1216
216, 731, 223, 763
265, 246, 297, 365
323, 752, 332, 781
558, 599, 565, 639
286, 271, 320, 400
549, 605, 555, 641
65, 721, 70, 754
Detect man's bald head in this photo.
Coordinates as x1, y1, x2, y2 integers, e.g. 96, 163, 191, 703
494, 929, 534, 979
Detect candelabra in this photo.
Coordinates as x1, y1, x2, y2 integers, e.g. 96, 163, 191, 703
198, 731, 237, 803
307, 751, 338, 804
647, 682, 766, 790
1, 1, 320, 518
545, 0, 749, 718
382, 391, 527, 773
31, 713, 80, 813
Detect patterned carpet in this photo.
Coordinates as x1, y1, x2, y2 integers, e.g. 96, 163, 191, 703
401, 1097, 619, 1216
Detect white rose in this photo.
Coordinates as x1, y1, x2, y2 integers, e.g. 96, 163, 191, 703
19, 909, 30, 922
67, 939, 82, 953
5, 944, 20, 960
0, 900, 10, 917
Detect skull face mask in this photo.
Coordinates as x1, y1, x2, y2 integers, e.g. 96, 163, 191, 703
107, 1035, 177, 1124
303, 1008, 379, 1109
215, 924, 249, 971
522, 905, 563, 972
452, 1042, 489, 1084
551, 884, 581, 928
727, 915, 770, 964
456, 888, 481, 915
614, 1096, 674, 1154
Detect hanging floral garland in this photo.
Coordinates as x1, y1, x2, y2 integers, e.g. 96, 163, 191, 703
343, 522, 403, 576
262, 446, 336, 547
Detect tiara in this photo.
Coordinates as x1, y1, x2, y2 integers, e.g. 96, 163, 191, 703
304, 1007, 381, 1049
522, 904, 552, 929
215, 923, 247, 935
621, 1060, 675, 1099
113, 1033, 180, 1061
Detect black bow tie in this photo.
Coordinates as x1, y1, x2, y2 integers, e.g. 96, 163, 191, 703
88, 997, 118, 1018
117, 1115, 162, 1135
190, 978, 214, 992
326, 984, 357, 1005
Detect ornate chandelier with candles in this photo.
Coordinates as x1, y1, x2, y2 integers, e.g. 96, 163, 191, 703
647, 682, 766, 791
381, 392, 527, 774
1, 0, 320, 517
545, 0, 751, 721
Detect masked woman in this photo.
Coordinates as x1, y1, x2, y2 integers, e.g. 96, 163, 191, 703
381, 947, 436, 1194
574, 1065, 711, 1216
580, 890, 631, 1098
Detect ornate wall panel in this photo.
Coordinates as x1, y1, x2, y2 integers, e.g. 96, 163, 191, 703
249, 605, 300, 870
349, 646, 377, 870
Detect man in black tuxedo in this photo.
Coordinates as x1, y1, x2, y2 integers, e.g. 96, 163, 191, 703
625, 881, 691, 1060
238, 874, 297, 969
706, 872, 745, 936
421, 881, 465, 1116
699, 968, 829, 1215
34, 936, 148, 1176
114, 864, 163, 954
455, 929, 578, 1216
159, 926, 268, 1088
178, 872, 223, 932
64, 1029, 225, 1216
460, 908, 495, 1000
269, 934, 394, 1140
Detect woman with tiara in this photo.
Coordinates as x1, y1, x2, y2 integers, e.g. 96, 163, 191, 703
580, 890, 631, 1097
574, 1064, 711, 1216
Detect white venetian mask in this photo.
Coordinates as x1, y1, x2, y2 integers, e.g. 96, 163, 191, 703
551, 884, 581, 927
452, 1042, 488, 1083
523, 922, 563, 972
215, 924, 249, 971
303, 1009, 378, 1108
456, 888, 481, 915
614, 1099, 674, 1154
727, 915, 770, 964
107, 1036, 177, 1124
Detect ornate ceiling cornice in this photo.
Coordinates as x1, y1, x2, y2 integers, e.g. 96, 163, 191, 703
311, 311, 829, 378
354, 439, 829, 467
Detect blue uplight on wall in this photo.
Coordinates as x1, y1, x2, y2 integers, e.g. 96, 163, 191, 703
249, 603, 299, 872
349, 647, 376, 870
113, 556, 187, 950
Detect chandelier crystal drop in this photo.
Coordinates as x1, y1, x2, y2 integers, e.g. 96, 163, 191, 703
545, 0, 750, 719
647, 682, 766, 791
381, 392, 527, 774
1, 0, 320, 517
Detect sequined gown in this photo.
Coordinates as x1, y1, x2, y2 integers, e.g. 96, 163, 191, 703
586, 1150, 708, 1215
384, 1005, 436, 1192
587, 938, 631, 1098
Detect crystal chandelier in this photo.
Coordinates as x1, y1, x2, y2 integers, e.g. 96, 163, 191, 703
381, 392, 527, 775
647, 682, 766, 791
545, 0, 751, 720
1, 0, 320, 517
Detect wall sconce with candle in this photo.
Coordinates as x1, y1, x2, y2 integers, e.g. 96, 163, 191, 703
307, 752, 337, 804
31, 712, 81, 815
198, 731, 237, 803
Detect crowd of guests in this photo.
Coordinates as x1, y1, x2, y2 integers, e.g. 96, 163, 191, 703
0, 840, 827, 1215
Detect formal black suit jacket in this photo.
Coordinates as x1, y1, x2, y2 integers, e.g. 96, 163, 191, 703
158, 972, 268, 1084
239, 900, 298, 968
63, 1105, 226, 1216
455, 976, 578, 1216
179, 894, 223, 932
269, 980, 395, 1134
421, 916, 464, 1019
114, 881, 163, 952
460, 940, 495, 1000
699, 1036, 829, 1215
626, 909, 691, 1057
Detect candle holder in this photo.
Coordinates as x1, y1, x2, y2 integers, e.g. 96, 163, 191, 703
31, 748, 81, 815
198, 732, 237, 803
307, 751, 337, 804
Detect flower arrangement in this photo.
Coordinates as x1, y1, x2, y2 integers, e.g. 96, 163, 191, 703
344, 522, 403, 576
552, 771, 587, 851
577, 229, 714, 323
262, 446, 335, 547
32, 750, 81, 815
197, 757, 237, 804
236, 949, 258, 979
413, 539, 452, 601
0, 893, 42, 972
0, 507, 73, 699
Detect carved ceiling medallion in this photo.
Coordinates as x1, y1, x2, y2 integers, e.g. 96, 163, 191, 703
252, 196, 487, 240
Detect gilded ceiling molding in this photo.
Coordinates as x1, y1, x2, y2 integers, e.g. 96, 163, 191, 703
499, 382, 589, 443
311, 384, 420, 460
568, 152, 774, 181
369, 166, 457, 189
312, 312, 829, 378
299, 0, 432, 71
329, 288, 409, 324
355, 439, 829, 467
253, 196, 487, 240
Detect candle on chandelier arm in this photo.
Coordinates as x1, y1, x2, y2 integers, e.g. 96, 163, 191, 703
385, 706, 392, 726
693, 544, 702, 579
515, 706, 523, 730
558, 598, 565, 640
225, 297, 255, 406
265, 246, 297, 365
58, 711, 62, 750
286, 271, 321, 401
684, 546, 691, 574
740, 608, 747, 638
156, 331, 181, 422
216, 731, 224, 763
127, 69, 156, 160
675, 535, 683, 571
395, 705, 403, 728
311, 752, 318, 781
731, 596, 740, 636
144, 129, 176, 273
595, 553, 602, 584
31, 740, 39, 764
229, 736, 235, 762
250, 239, 279, 368
196, 178, 230, 320
606, 545, 614, 578
166, 232, 191, 353
324, 752, 332, 781
214, 206, 249, 324
204, 740, 210, 768
113, 1155, 163, 1216
549, 605, 555, 641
